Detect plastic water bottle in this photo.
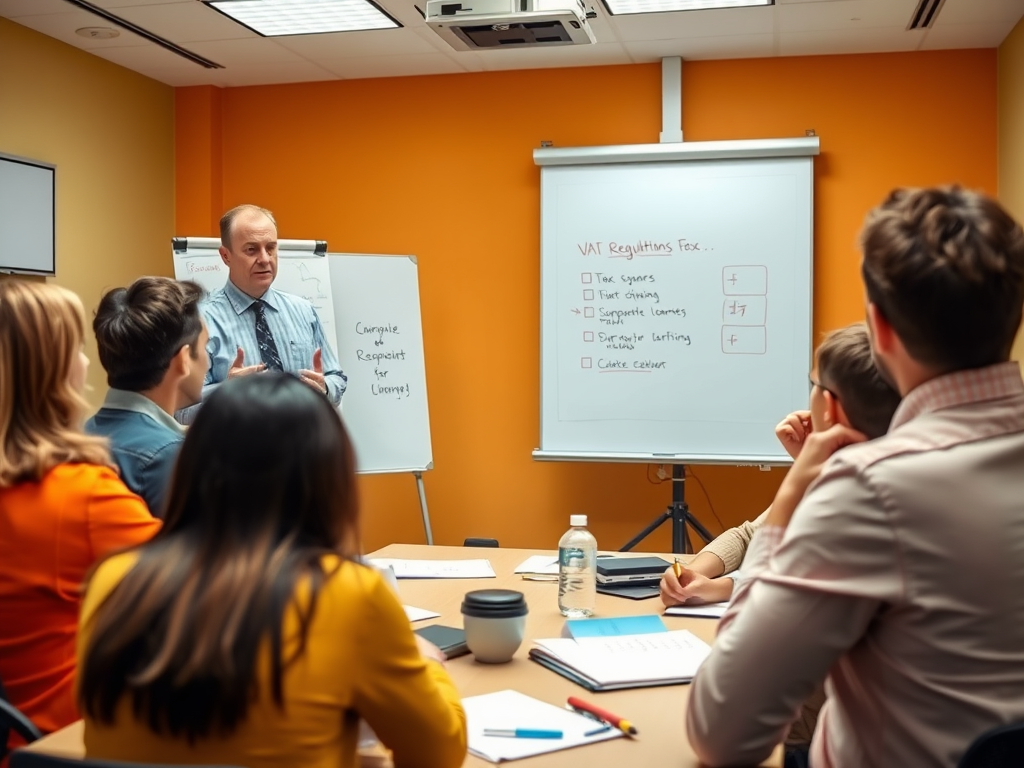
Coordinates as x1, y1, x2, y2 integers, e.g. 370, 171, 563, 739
558, 514, 597, 618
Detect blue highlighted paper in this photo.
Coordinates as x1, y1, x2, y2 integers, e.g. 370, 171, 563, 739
565, 615, 667, 639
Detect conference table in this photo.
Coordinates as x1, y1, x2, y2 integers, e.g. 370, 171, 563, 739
20, 544, 782, 767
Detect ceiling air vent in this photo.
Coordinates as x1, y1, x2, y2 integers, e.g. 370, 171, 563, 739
907, 0, 946, 31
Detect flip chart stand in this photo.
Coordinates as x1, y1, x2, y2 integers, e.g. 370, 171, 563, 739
414, 471, 434, 545
620, 464, 713, 554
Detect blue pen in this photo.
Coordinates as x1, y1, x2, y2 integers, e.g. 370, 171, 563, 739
483, 728, 563, 739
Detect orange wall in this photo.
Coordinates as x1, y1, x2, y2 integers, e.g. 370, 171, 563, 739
1, 19, 174, 409
175, 49, 997, 553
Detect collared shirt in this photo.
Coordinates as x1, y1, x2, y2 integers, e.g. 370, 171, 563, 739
202, 279, 347, 405
687, 362, 1024, 768
85, 389, 184, 517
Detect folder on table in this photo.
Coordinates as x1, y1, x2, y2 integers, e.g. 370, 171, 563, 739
528, 629, 711, 692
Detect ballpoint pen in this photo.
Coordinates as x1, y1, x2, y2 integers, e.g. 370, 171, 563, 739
567, 696, 639, 736
483, 728, 563, 739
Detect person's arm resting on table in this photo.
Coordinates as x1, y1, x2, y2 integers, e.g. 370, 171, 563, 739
352, 573, 466, 768
686, 457, 897, 766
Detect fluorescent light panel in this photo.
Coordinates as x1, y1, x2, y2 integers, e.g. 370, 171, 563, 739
205, 0, 399, 36
602, 0, 771, 16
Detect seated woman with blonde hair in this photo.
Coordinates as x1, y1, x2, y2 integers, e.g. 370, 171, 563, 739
0, 280, 161, 738
77, 373, 467, 768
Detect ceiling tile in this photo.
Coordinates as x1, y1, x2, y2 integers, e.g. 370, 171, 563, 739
0, 0, 71, 17
626, 32, 774, 60
107, 1, 257, 43
936, 0, 1024, 26
207, 60, 341, 85
87, 40, 206, 73
476, 42, 631, 71
320, 51, 468, 77
185, 37, 310, 66
275, 28, 438, 58
920, 20, 1019, 50
777, 0, 917, 32
93, 0, 194, 7
779, 26, 925, 56
611, 5, 773, 42
7, 10, 150, 48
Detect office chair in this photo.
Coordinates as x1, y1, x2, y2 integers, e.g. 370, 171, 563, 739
0, 690, 43, 761
11, 754, 244, 768
463, 537, 499, 548
957, 721, 1024, 768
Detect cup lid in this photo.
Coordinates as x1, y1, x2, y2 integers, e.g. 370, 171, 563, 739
461, 589, 528, 618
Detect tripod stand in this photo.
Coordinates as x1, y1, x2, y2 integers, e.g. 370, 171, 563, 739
620, 464, 714, 554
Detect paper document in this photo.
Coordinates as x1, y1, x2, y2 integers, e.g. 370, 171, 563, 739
369, 558, 496, 579
564, 615, 667, 638
463, 689, 622, 763
530, 629, 712, 691
664, 602, 728, 619
513, 555, 559, 575
403, 605, 441, 622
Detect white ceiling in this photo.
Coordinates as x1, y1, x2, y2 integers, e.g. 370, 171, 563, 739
1, 0, 1021, 87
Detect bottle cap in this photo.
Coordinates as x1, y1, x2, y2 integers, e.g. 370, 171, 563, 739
570, 514, 587, 527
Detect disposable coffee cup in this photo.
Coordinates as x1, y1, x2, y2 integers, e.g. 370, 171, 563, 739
461, 589, 528, 663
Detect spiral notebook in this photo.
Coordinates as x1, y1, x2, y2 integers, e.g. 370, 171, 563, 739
529, 629, 711, 691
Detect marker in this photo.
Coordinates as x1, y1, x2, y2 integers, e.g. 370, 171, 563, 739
567, 696, 638, 736
483, 728, 563, 739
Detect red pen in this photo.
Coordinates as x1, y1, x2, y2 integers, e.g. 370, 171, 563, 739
567, 696, 638, 736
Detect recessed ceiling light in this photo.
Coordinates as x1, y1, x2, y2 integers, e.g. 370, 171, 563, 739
75, 26, 120, 39
602, 0, 772, 16
204, 0, 400, 36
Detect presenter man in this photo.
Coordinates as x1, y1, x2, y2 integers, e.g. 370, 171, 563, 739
199, 204, 347, 405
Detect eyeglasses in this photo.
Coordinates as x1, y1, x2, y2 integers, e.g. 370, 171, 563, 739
809, 375, 838, 400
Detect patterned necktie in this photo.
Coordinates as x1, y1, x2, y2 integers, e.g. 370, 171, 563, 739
253, 300, 283, 371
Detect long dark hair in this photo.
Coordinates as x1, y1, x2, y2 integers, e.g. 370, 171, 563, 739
79, 373, 360, 740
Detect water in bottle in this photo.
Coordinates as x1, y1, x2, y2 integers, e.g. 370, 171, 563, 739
558, 514, 597, 618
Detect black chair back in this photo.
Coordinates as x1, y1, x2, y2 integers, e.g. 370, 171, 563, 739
463, 537, 499, 548
958, 721, 1024, 768
0, 696, 43, 761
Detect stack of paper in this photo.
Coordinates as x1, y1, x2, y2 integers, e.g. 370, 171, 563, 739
529, 629, 712, 691
463, 689, 622, 763
369, 558, 496, 579
513, 555, 559, 578
403, 605, 441, 622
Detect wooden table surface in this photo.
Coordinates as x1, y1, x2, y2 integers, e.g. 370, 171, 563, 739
21, 544, 781, 767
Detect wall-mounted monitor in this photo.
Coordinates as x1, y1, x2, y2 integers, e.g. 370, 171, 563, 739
0, 152, 56, 275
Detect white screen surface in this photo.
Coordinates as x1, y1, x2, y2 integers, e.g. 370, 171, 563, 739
0, 154, 55, 275
538, 155, 814, 463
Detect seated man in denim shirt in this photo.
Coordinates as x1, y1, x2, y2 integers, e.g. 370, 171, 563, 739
86, 278, 207, 517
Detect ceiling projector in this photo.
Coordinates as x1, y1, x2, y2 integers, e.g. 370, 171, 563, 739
425, 0, 596, 51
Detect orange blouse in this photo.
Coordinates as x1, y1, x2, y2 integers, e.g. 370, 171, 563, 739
0, 464, 160, 734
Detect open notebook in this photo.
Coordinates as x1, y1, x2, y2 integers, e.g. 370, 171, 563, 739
529, 629, 711, 691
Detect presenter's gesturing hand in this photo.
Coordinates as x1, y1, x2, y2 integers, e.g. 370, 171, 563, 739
298, 348, 328, 395
227, 347, 265, 379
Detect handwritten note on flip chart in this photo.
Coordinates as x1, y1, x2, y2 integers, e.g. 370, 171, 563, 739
328, 254, 433, 474
538, 156, 814, 460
